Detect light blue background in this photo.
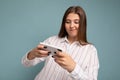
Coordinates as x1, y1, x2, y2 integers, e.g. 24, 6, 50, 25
0, 0, 120, 80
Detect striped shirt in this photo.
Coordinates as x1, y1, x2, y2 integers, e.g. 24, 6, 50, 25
22, 35, 99, 80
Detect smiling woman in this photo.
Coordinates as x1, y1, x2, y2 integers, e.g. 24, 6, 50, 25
22, 6, 99, 80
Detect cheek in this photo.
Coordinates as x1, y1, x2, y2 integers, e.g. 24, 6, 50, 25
75, 25, 79, 34
76, 25, 79, 30
65, 24, 69, 30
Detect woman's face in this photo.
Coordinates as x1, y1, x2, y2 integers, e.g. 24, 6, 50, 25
65, 13, 80, 39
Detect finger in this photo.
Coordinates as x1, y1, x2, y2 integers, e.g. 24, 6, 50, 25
35, 50, 51, 57
55, 51, 64, 57
54, 57, 66, 66
37, 44, 46, 49
38, 49, 50, 55
35, 52, 49, 57
52, 54, 64, 62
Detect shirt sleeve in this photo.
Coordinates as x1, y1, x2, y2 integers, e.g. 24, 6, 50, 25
69, 45, 100, 80
21, 52, 46, 67
21, 36, 53, 67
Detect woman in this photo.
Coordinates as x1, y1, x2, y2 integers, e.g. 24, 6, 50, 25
22, 6, 99, 80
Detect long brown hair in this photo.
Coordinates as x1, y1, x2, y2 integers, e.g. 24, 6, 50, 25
58, 6, 89, 45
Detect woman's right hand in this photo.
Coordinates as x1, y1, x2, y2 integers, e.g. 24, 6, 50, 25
27, 44, 50, 60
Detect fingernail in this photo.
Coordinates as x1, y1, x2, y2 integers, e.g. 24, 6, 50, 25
44, 46, 47, 48
48, 52, 51, 53
57, 49, 62, 52
48, 52, 51, 55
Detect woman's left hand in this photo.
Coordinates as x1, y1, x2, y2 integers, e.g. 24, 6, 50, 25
52, 51, 76, 72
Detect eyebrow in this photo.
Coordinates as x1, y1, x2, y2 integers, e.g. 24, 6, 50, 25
66, 19, 80, 21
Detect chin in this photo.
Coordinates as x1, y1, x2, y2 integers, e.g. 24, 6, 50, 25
71, 34, 77, 37
70, 35, 77, 38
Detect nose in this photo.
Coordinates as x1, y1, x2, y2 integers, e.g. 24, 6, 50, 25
70, 22, 74, 28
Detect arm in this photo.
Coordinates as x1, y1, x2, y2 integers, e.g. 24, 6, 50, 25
70, 46, 99, 80
21, 36, 57, 67
21, 44, 50, 67
53, 45, 99, 80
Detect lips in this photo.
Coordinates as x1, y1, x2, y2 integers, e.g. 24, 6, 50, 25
70, 29, 76, 31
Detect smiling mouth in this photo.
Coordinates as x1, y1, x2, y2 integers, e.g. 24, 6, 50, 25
70, 29, 76, 31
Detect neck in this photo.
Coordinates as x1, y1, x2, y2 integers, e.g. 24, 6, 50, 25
67, 36, 77, 44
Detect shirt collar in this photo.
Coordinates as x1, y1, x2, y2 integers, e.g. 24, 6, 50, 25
60, 36, 82, 47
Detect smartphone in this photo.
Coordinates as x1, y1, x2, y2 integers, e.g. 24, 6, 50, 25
40, 42, 62, 55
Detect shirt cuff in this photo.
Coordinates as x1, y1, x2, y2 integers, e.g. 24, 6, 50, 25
21, 53, 36, 67
69, 64, 83, 79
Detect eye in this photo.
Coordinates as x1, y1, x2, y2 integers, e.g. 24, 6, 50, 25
74, 21, 79, 24
65, 20, 71, 24
74, 20, 80, 24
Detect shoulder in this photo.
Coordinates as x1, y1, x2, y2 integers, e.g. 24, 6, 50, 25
89, 44, 97, 51
83, 44, 98, 54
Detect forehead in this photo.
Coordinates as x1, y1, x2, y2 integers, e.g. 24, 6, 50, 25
66, 13, 80, 20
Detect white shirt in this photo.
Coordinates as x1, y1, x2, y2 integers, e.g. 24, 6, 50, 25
22, 35, 99, 80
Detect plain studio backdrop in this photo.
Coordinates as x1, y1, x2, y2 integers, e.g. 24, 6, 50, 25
0, 0, 120, 80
